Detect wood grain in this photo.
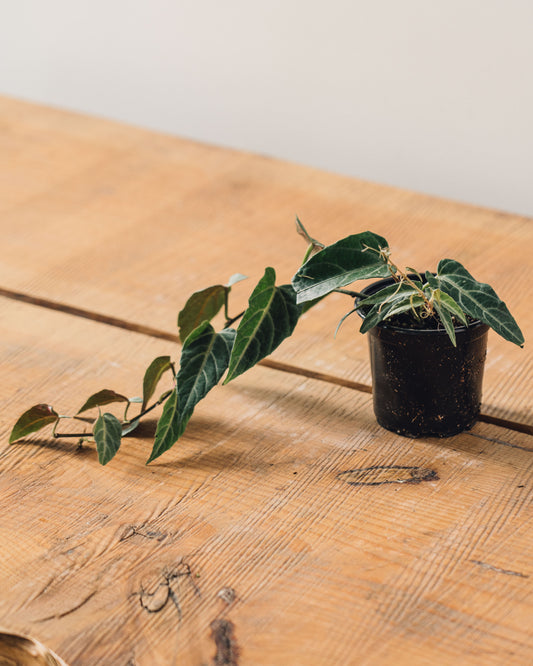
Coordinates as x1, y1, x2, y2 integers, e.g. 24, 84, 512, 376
1, 300, 532, 665
0, 96, 531, 426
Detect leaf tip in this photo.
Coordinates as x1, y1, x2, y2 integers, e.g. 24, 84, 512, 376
145, 449, 161, 465
222, 372, 234, 386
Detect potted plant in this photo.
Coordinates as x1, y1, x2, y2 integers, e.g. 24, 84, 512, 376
10, 220, 524, 463
291, 226, 523, 437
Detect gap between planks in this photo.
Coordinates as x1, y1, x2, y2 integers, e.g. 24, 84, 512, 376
1, 285, 532, 438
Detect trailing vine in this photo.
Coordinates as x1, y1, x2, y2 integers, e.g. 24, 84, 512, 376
10, 220, 524, 464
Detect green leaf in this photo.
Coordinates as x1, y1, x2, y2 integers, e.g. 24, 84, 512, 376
292, 231, 391, 303
433, 300, 457, 347
93, 412, 122, 465
178, 322, 236, 415
146, 323, 236, 461
360, 294, 425, 334
148, 322, 237, 461
425, 271, 437, 287
178, 284, 227, 343
406, 267, 423, 282
355, 281, 420, 309
434, 259, 524, 346
9, 404, 59, 444
77, 389, 129, 414
434, 289, 468, 326
359, 302, 388, 334
224, 268, 300, 384
142, 355, 172, 410
146, 388, 182, 464
386, 296, 425, 318
356, 282, 422, 333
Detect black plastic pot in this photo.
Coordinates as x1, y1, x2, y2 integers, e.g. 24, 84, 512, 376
357, 276, 489, 437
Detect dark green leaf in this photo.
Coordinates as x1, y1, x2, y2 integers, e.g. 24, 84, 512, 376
224, 268, 300, 384
360, 294, 425, 334
179, 322, 236, 414
93, 412, 122, 465
142, 355, 172, 410
422, 283, 467, 346
178, 285, 227, 343
425, 270, 438, 287
406, 267, 423, 281
434, 289, 468, 326
148, 322, 237, 460
9, 404, 59, 444
386, 296, 425, 318
355, 281, 420, 309
356, 281, 422, 333
291, 231, 390, 304
435, 259, 524, 346
77, 389, 129, 414
359, 302, 388, 334
146, 388, 183, 464
146, 323, 237, 461
433, 300, 457, 347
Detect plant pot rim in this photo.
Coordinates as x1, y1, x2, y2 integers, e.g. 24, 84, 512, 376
355, 274, 489, 337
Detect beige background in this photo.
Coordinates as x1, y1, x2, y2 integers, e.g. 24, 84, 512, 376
1, 0, 532, 216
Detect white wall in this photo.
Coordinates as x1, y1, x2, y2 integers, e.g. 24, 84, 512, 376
2, 1, 533, 217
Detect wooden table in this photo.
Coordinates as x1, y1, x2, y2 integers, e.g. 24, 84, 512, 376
1, 96, 532, 665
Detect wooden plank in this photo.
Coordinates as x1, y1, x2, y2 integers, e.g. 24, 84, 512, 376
0, 96, 531, 428
1, 300, 532, 664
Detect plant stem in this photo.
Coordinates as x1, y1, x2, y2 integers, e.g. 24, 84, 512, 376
124, 389, 174, 424
333, 288, 365, 298
223, 287, 230, 321
54, 431, 92, 439
124, 397, 165, 423
224, 310, 245, 328
387, 259, 434, 316
53, 391, 175, 439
